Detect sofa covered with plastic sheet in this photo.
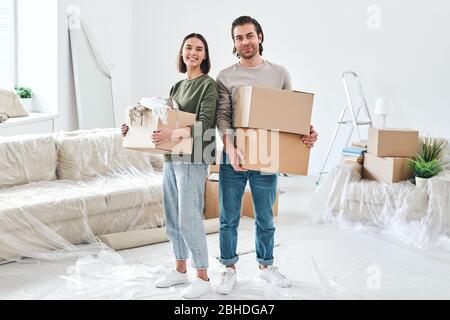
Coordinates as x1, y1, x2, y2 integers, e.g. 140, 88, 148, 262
311, 139, 450, 249
0, 128, 164, 262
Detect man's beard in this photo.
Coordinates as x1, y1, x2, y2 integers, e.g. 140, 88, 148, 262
238, 45, 258, 59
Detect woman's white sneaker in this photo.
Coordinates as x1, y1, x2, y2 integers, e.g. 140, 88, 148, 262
216, 267, 237, 295
155, 269, 189, 288
182, 278, 212, 299
258, 265, 291, 288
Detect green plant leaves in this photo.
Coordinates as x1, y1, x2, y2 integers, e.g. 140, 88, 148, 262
409, 155, 442, 178
15, 87, 32, 99
408, 137, 448, 178
420, 137, 447, 162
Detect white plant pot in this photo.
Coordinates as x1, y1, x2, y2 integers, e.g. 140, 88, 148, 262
20, 98, 32, 113
415, 176, 428, 188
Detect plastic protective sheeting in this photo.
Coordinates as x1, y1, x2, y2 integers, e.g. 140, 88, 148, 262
311, 162, 450, 250
0, 219, 357, 300
0, 128, 165, 263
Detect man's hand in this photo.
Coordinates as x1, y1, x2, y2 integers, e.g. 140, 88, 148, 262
152, 128, 174, 144
225, 145, 247, 172
300, 125, 318, 148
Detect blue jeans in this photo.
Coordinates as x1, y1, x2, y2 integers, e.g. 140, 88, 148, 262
219, 152, 277, 266
163, 162, 209, 269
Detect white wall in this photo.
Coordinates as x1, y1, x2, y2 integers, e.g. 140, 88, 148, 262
130, 0, 450, 174
16, 0, 58, 114
57, 0, 133, 131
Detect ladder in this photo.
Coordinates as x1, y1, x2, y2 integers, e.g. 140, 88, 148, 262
316, 71, 373, 185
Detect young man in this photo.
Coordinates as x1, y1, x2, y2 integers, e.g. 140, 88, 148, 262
215, 16, 318, 294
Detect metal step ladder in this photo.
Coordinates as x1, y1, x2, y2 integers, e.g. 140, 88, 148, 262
316, 71, 373, 185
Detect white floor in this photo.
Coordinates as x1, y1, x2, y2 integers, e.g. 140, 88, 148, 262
1, 176, 450, 300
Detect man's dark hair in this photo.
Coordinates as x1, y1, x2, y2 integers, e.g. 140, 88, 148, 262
231, 16, 264, 57
177, 33, 211, 74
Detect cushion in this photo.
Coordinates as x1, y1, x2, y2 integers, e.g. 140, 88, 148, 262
340, 180, 428, 223
0, 88, 28, 118
56, 129, 155, 180
0, 173, 163, 233
0, 134, 57, 188
0, 180, 107, 233
83, 174, 163, 213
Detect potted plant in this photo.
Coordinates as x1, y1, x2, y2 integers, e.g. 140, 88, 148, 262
15, 87, 33, 113
409, 156, 442, 188
409, 137, 447, 187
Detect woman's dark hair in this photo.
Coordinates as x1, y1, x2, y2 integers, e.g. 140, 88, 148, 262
177, 33, 211, 74
231, 16, 264, 57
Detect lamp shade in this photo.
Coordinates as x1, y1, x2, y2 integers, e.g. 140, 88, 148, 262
374, 97, 393, 116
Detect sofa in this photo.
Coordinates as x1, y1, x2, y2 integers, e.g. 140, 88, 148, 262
0, 128, 165, 262
313, 139, 450, 249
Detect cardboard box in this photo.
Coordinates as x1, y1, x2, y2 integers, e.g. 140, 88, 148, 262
367, 128, 419, 157
204, 179, 220, 219
204, 179, 279, 219
123, 108, 196, 154
235, 128, 310, 175
234, 86, 314, 135
363, 153, 413, 184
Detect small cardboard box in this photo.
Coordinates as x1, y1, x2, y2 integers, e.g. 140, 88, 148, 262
363, 153, 413, 184
234, 86, 314, 135
367, 128, 419, 157
123, 108, 196, 154
235, 128, 310, 175
204, 179, 279, 219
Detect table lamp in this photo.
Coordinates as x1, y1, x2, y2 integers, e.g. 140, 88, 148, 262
374, 97, 393, 128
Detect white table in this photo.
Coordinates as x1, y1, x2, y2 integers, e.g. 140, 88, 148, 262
0, 112, 57, 136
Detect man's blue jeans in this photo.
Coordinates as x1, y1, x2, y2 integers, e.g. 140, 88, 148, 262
219, 152, 277, 266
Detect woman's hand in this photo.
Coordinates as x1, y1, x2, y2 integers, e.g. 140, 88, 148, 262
300, 125, 318, 148
152, 128, 174, 144
121, 124, 129, 137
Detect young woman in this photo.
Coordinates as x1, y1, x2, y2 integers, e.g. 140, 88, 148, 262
122, 33, 217, 299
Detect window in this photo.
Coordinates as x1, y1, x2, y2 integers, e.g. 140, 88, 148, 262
0, 0, 15, 88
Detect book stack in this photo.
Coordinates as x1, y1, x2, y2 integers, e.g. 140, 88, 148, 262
342, 146, 366, 165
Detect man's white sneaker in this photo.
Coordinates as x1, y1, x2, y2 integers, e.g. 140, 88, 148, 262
155, 269, 189, 288
259, 265, 291, 288
216, 267, 237, 295
182, 277, 212, 299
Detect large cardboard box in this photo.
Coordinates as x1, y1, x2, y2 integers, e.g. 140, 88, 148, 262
363, 153, 413, 184
235, 128, 310, 175
367, 128, 419, 157
234, 86, 314, 135
204, 179, 279, 219
123, 108, 196, 154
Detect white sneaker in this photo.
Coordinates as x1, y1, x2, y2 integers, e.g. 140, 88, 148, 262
216, 267, 237, 295
182, 277, 212, 299
259, 265, 291, 288
155, 269, 189, 288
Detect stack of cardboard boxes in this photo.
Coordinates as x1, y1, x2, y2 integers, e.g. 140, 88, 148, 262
204, 85, 314, 219
233, 86, 314, 175
363, 128, 419, 183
